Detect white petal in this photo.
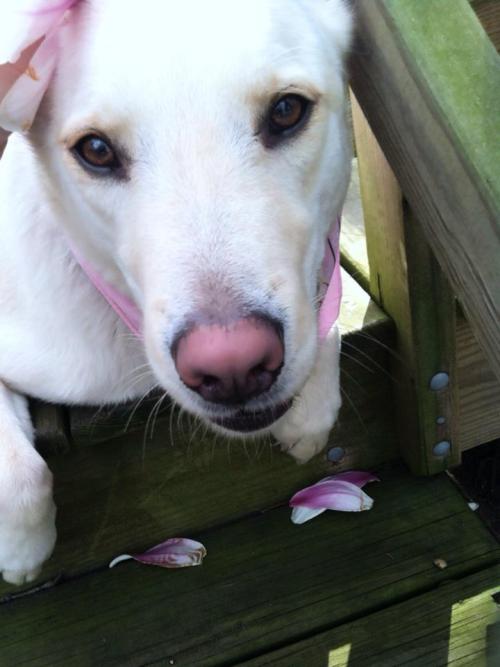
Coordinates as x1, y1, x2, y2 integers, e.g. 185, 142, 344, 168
291, 506, 326, 525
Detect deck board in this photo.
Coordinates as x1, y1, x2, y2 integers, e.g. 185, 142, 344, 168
238, 564, 500, 666
1, 465, 498, 666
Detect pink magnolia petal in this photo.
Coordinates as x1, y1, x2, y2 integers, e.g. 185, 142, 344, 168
109, 538, 207, 570
0, 0, 81, 131
290, 506, 326, 525
0, 32, 58, 131
289, 471, 379, 523
0, 0, 79, 62
291, 479, 374, 511
323, 471, 380, 488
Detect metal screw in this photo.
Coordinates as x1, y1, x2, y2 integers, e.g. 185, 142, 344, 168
327, 446, 345, 463
433, 440, 451, 457
429, 372, 449, 391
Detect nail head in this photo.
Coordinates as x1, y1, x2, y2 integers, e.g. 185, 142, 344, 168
327, 446, 345, 463
430, 372, 449, 391
433, 440, 451, 457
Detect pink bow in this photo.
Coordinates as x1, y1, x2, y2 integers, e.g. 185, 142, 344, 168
0, 0, 80, 132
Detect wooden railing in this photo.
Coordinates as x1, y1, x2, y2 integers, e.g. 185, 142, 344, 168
348, 0, 500, 473
349, 0, 500, 378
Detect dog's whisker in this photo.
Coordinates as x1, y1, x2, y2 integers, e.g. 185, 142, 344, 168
123, 386, 158, 434
340, 386, 368, 433
351, 330, 410, 367
342, 339, 400, 384
149, 391, 169, 441
340, 349, 376, 375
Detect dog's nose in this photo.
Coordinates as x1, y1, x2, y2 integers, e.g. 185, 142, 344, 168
173, 315, 284, 404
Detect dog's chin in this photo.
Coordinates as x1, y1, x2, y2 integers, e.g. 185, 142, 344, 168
207, 399, 293, 435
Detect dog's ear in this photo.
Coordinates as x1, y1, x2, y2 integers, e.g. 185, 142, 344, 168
0, 0, 81, 133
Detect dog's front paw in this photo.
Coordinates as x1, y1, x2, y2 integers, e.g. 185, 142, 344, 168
271, 394, 340, 464
0, 454, 57, 585
275, 422, 331, 464
272, 326, 342, 464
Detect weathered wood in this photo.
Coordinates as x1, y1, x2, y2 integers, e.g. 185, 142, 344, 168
340, 158, 370, 293
351, 94, 459, 475
239, 564, 500, 666
350, 0, 500, 381
0, 467, 498, 666
471, 0, 500, 50
456, 311, 500, 450
342, 137, 500, 459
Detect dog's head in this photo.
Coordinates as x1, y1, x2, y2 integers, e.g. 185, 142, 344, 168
0, 0, 352, 434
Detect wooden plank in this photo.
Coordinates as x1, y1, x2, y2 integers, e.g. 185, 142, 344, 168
0, 467, 499, 666
349, 0, 500, 381
456, 312, 500, 451
351, 94, 459, 475
471, 0, 500, 51
238, 564, 500, 666
340, 158, 370, 293
0, 273, 398, 597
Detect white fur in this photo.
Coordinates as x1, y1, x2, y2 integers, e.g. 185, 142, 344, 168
0, 0, 352, 583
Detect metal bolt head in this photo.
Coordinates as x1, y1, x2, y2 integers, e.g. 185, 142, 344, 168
433, 440, 451, 457
430, 372, 449, 391
436, 416, 446, 425
327, 446, 345, 463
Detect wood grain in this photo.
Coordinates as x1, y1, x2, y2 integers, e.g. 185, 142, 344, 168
350, 0, 500, 381
351, 94, 459, 475
456, 313, 500, 450
471, 0, 500, 50
239, 564, 500, 666
0, 466, 498, 666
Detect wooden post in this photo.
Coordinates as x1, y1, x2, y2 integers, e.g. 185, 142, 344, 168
351, 93, 460, 475
349, 0, 500, 381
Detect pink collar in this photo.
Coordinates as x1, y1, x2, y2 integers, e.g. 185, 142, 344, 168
71, 218, 342, 340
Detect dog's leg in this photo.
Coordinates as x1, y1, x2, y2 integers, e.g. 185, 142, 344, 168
272, 326, 341, 464
0, 381, 56, 585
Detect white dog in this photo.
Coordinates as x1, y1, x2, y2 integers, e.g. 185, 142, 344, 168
0, 0, 352, 585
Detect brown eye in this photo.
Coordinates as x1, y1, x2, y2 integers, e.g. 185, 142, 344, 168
265, 94, 312, 145
72, 134, 121, 174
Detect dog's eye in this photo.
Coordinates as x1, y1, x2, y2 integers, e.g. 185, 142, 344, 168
263, 94, 312, 147
72, 134, 121, 174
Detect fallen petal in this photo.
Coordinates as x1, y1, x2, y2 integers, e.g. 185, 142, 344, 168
290, 479, 373, 511
109, 554, 133, 569
290, 471, 379, 523
109, 538, 207, 570
323, 471, 380, 488
291, 506, 326, 525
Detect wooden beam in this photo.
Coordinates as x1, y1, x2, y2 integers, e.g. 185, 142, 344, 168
351, 93, 459, 475
456, 312, 500, 450
349, 0, 500, 380
471, 0, 500, 50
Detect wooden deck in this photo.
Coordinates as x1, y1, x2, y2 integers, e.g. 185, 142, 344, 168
1, 463, 498, 666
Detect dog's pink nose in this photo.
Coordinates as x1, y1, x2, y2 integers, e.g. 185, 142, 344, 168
174, 315, 284, 404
